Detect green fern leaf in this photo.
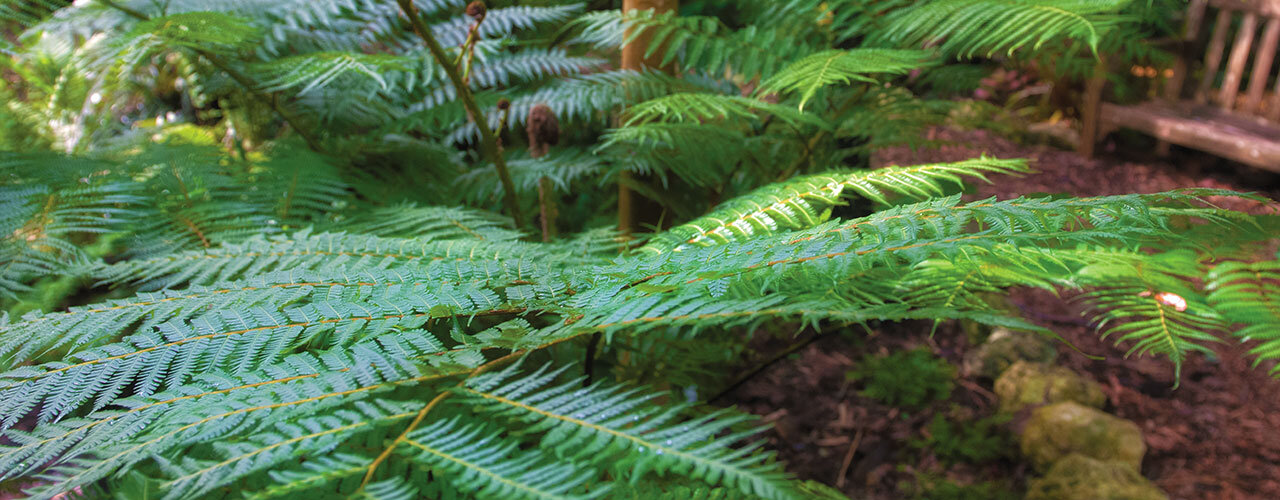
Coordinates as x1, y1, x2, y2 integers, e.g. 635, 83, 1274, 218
640, 157, 1027, 254
761, 49, 936, 111
462, 362, 800, 500
1207, 259, 1280, 375
401, 417, 608, 500
130, 11, 261, 50
624, 93, 830, 130
874, 0, 1132, 58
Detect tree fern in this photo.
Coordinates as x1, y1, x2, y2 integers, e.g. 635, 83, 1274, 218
2, 1, 1277, 498
2, 169, 1273, 497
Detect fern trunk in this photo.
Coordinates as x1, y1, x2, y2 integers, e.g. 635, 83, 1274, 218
618, 0, 678, 237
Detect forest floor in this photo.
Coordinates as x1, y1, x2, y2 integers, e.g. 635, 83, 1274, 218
720, 128, 1280, 500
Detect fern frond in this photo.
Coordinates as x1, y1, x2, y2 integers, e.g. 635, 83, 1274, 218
640, 157, 1027, 254
123, 146, 279, 256
89, 231, 556, 290
625, 93, 829, 130
467, 48, 604, 89
757, 0, 915, 46
899, 246, 1205, 338
462, 362, 799, 500
565, 10, 625, 50
244, 453, 378, 500
0, 152, 144, 297
2, 341, 472, 493
402, 417, 607, 500
0, 286, 526, 425
1, 264, 544, 367
251, 142, 352, 226
597, 124, 752, 187
256, 52, 412, 96
431, 4, 584, 47
1207, 259, 1280, 375
1079, 285, 1224, 379
441, 70, 701, 144
96, 0, 403, 57
129, 11, 262, 51
576, 10, 799, 78
836, 87, 956, 154
331, 203, 520, 240
157, 400, 418, 499
0, 0, 70, 27
761, 49, 936, 111
456, 147, 608, 203
872, 0, 1132, 58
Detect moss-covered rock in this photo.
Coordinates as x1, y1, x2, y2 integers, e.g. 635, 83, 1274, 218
1026, 454, 1167, 500
961, 328, 1056, 379
994, 361, 1105, 413
1020, 402, 1146, 472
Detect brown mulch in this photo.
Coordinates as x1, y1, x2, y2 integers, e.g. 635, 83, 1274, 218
725, 327, 1014, 500
720, 128, 1280, 500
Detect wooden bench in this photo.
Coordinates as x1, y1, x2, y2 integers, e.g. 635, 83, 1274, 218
1081, 0, 1280, 171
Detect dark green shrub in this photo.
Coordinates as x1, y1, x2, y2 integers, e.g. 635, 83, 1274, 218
911, 412, 1012, 464
901, 473, 1021, 500
849, 349, 955, 409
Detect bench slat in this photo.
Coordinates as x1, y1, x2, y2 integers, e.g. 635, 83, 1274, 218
1167, 0, 1212, 101
1208, 0, 1280, 17
1218, 12, 1259, 111
1188, 0, 1211, 35
1271, 70, 1280, 121
1101, 102, 1280, 170
1243, 18, 1280, 115
1197, 9, 1236, 104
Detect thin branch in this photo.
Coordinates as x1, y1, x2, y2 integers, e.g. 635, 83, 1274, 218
98, 0, 323, 152
709, 331, 832, 404
394, 0, 524, 228
834, 427, 863, 488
